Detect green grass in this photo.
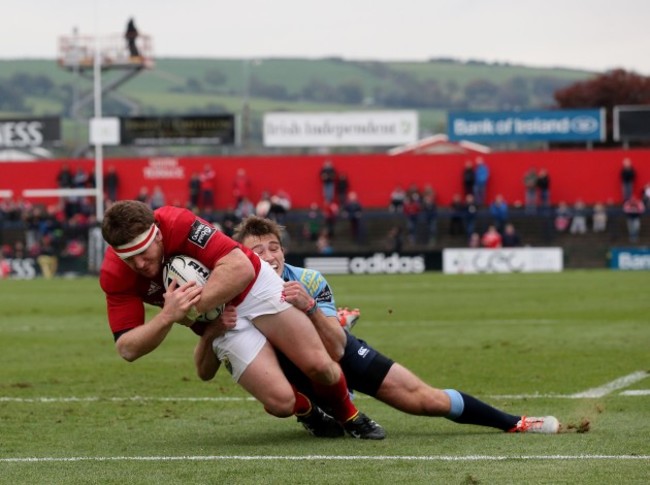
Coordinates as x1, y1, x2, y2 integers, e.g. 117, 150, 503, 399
1, 271, 648, 484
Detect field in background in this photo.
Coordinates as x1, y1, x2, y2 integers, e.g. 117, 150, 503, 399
1, 270, 648, 483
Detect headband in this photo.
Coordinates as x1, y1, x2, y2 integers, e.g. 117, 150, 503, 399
113, 224, 159, 259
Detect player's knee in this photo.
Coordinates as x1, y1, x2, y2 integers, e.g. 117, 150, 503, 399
301, 359, 338, 385
263, 391, 296, 418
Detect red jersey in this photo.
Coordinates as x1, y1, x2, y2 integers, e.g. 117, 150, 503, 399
99, 206, 261, 339
481, 231, 502, 249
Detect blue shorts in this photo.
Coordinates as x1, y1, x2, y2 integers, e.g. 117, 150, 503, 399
277, 332, 394, 398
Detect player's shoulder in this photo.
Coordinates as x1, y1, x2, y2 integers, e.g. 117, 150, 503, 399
284, 263, 324, 282
99, 249, 137, 293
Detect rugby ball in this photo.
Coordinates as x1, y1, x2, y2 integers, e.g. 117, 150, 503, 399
163, 255, 223, 321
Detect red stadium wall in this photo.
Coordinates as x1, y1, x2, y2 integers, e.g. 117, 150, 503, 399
2, 149, 650, 210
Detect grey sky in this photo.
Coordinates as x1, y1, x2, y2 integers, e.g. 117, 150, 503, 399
3, 0, 649, 74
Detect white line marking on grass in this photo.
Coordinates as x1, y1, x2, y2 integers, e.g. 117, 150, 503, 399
1, 455, 649, 463
620, 390, 650, 396
569, 371, 649, 398
490, 370, 649, 400
2, 371, 647, 404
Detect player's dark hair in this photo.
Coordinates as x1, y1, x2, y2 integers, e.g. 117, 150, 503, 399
232, 215, 284, 245
102, 200, 155, 246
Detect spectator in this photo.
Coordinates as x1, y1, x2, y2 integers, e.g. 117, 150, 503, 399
232, 168, 252, 206
135, 186, 150, 206
150, 186, 166, 210
402, 194, 421, 245
336, 173, 349, 208
188, 172, 201, 209
462, 160, 475, 197
316, 228, 334, 254
592, 203, 608, 233
502, 223, 522, 247
0, 253, 10, 278
569, 200, 587, 235
235, 196, 255, 220
63, 238, 86, 258
449, 193, 464, 236
255, 190, 272, 218
463, 193, 478, 238
473, 157, 490, 206
343, 191, 363, 244
268, 190, 291, 224
489, 194, 509, 233
406, 183, 421, 203
554, 201, 571, 233
623, 195, 645, 243
468, 232, 481, 248
642, 182, 650, 208
73, 167, 88, 188
389, 185, 406, 213
420, 191, 438, 246
323, 200, 339, 238
104, 165, 120, 202
523, 167, 537, 214
303, 203, 322, 242
220, 205, 239, 237
536, 169, 551, 207
620, 158, 636, 202
319, 159, 337, 204
481, 225, 502, 248
385, 225, 404, 253
200, 164, 216, 209
36, 234, 58, 279
57, 164, 73, 189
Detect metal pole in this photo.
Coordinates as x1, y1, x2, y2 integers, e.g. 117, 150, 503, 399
93, 33, 104, 222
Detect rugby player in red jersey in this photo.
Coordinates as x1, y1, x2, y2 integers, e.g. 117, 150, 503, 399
99, 200, 384, 439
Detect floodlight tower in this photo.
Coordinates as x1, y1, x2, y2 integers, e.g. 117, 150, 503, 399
57, 29, 155, 157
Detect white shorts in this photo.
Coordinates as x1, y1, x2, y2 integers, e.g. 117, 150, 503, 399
212, 259, 291, 382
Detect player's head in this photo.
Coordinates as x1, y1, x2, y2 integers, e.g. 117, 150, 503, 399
232, 216, 285, 275
102, 200, 163, 278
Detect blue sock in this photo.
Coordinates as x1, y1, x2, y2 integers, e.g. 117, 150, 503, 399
444, 390, 520, 431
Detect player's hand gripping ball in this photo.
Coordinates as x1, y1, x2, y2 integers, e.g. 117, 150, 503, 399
163, 255, 224, 321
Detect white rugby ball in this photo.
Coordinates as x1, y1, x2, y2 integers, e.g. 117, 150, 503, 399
163, 255, 210, 289
163, 255, 223, 321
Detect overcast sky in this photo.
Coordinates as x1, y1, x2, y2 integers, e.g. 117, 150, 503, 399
3, 0, 649, 74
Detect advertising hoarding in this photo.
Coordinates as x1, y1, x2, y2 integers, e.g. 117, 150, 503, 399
264, 111, 418, 147
613, 105, 650, 141
0, 117, 61, 148
609, 248, 650, 270
448, 109, 604, 143
120, 115, 236, 146
442, 248, 563, 274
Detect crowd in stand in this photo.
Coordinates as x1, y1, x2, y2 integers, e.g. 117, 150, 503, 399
2, 157, 650, 278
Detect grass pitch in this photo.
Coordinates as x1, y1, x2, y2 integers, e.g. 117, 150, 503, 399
1, 270, 648, 484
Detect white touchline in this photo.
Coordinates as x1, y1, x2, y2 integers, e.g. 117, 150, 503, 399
1, 455, 649, 463
569, 371, 649, 398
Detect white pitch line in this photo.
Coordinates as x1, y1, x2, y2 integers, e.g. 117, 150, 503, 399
1, 455, 649, 463
569, 371, 649, 398
620, 390, 650, 396
2, 371, 648, 404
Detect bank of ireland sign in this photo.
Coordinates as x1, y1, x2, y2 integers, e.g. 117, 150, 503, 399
448, 109, 605, 143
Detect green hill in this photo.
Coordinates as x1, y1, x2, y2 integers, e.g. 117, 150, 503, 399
0, 57, 594, 154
